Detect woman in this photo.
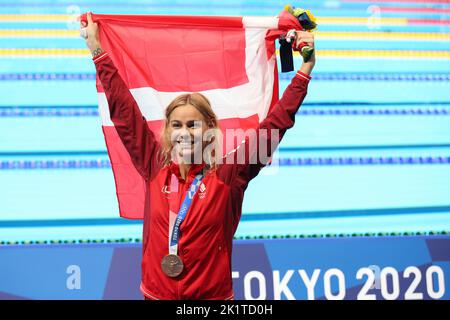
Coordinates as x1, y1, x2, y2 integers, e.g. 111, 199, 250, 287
82, 12, 315, 300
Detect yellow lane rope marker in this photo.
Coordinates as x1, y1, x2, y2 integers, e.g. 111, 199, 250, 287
311, 50, 450, 59
1, 48, 450, 59
317, 17, 409, 26
316, 31, 450, 41
0, 48, 90, 56
1, 30, 450, 42
0, 30, 80, 37
0, 14, 71, 22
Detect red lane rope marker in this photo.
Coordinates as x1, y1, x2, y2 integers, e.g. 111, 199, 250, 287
342, 0, 450, 4
380, 7, 450, 14
408, 18, 450, 25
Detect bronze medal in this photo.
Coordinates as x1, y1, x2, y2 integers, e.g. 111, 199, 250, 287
161, 254, 184, 277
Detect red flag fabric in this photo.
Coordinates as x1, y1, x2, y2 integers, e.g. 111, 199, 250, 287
80, 13, 300, 219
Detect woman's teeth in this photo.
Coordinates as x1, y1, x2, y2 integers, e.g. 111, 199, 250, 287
178, 141, 194, 148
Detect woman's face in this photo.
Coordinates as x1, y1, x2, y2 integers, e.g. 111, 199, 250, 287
167, 104, 210, 164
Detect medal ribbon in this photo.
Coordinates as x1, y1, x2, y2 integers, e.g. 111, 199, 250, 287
168, 170, 204, 256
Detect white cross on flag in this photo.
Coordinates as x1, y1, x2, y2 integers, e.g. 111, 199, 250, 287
80, 12, 300, 218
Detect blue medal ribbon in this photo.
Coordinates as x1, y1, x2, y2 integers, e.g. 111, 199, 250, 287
169, 170, 204, 253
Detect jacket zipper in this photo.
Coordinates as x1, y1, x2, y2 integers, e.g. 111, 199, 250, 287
176, 171, 197, 299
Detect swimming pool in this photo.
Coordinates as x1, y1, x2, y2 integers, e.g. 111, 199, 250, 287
1, 0, 450, 243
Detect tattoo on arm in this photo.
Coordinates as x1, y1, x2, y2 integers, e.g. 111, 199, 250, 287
92, 47, 103, 58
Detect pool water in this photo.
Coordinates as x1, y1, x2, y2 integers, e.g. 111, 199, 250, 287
1, 0, 450, 243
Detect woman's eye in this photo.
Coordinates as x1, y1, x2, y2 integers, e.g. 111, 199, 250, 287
189, 122, 201, 129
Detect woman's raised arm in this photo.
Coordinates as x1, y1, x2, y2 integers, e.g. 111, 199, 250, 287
81, 12, 160, 180
219, 30, 315, 188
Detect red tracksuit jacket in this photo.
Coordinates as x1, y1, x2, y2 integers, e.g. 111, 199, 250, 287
94, 51, 310, 300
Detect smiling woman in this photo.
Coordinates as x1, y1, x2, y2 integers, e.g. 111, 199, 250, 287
81, 11, 314, 300
161, 92, 221, 178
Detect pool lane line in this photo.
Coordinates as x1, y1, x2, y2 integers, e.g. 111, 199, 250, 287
0, 0, 448, 9
0, 14, 448, 26
2, 30, 450, 42
2, 205, 450, 228
2, 72, 450, 81
1, 154, 450, 171
379, 6, 450, 14
1, 48, 450, 59
1, 103, 450, 117
342, 0, 450, 4
2, 107, 450, 117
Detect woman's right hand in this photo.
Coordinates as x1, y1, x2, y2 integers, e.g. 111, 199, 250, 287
81, 12, 103, 57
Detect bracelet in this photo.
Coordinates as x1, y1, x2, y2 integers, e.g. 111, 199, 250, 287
91, 47, 103, 58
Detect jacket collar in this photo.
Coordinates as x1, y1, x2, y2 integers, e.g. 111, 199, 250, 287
168, 161, 206, 182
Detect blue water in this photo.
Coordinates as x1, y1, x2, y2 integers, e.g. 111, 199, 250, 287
0, 0, 450, 242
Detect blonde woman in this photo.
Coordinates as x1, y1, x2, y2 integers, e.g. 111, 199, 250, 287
82, 12, 315, 300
